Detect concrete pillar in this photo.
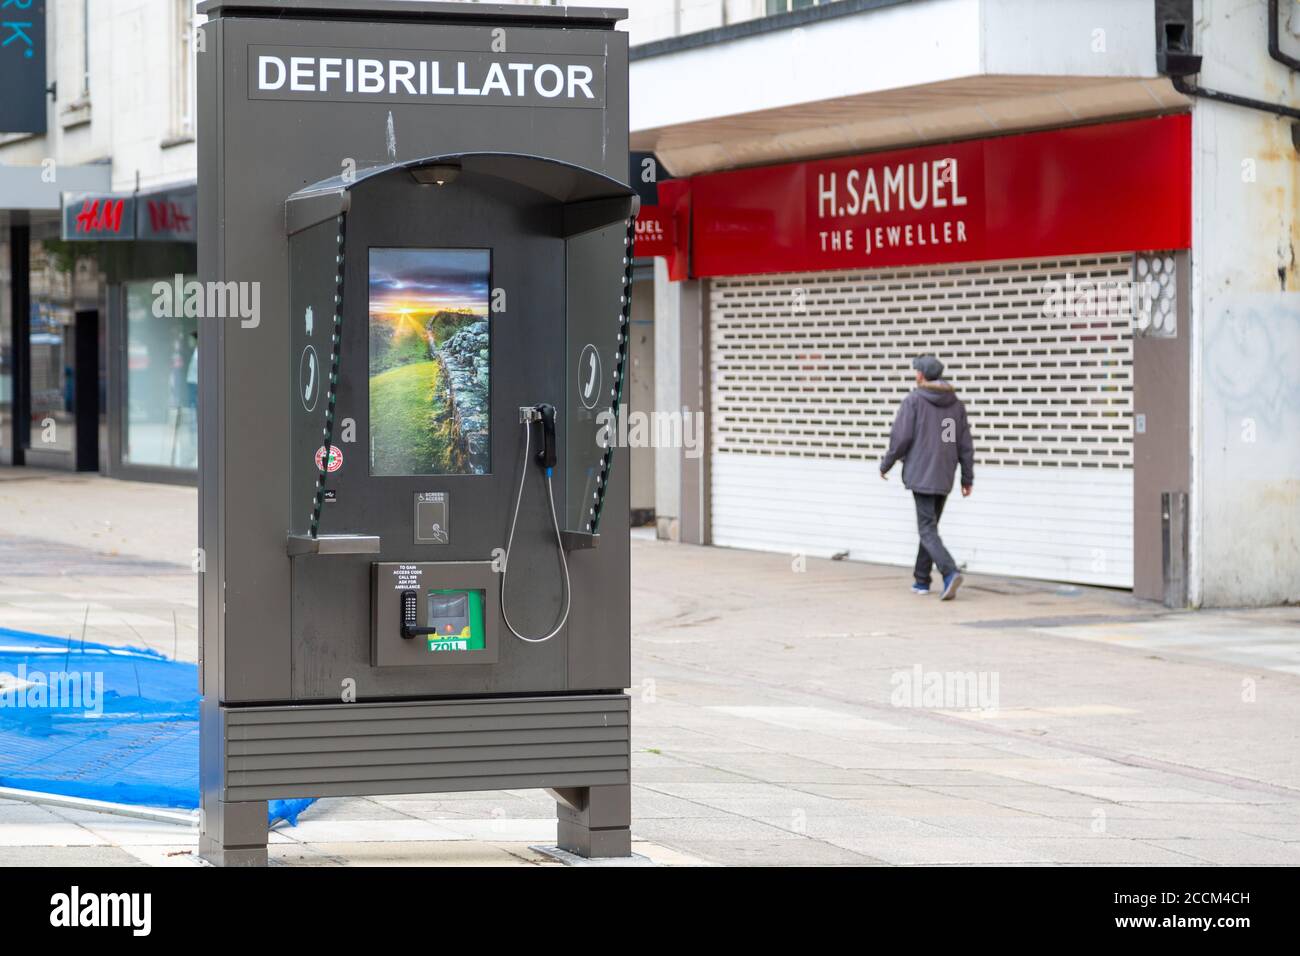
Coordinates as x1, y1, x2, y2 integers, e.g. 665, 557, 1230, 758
652, 257, 709, 545
628, 275, 657, 523
1186, 1, 1300, 607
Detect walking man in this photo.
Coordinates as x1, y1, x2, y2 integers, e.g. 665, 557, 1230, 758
879, 354, 974, 600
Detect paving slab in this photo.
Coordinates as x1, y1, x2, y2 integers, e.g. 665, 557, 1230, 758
820, 834, 1049, 866
2, 469, 1298, 867
990, 838, 1202, 865
1142, 838, 1300, 865
665, 839, 879, 866
628, 815, 799, 842
0, 845, 146, 866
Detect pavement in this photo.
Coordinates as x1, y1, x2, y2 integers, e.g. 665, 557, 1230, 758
2, 467, 1299, 866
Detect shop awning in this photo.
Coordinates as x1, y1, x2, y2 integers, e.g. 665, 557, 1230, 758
0, 161, 112, 212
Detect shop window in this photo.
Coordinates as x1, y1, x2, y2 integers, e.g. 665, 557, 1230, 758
26, 239, 98, 457
0, 232, 10, 457
168, 1, 202, 143
123, 279, 198, 469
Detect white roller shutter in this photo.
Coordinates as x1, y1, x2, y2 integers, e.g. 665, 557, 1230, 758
709, 255, 1135, 588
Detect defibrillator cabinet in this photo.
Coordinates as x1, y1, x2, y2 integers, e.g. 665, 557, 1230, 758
197, 0, 635, 866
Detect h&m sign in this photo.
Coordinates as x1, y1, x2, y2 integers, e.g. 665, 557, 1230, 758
62, 186, 198, 242
64, 194, 134, 240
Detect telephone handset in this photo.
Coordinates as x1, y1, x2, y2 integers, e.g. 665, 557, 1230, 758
501, 403, 569, 643
534, 403, 557, 473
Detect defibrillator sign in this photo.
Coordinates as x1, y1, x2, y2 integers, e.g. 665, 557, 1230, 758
249, 46, 605, 109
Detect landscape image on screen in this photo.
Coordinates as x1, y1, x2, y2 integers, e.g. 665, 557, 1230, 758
368, 248, 490, 476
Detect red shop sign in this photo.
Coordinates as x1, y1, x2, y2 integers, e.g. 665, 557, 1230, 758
689, 114, 1191, 278
635, 205, 672, 256
61, 194, 137, 241
635, 179, 691, 281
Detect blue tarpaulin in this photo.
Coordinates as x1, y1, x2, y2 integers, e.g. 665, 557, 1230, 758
0, 626, 312, 825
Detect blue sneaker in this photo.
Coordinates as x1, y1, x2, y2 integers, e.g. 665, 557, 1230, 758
941, 572, 963, 601
911, 583, 931, 595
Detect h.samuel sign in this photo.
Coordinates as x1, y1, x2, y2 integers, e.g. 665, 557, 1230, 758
687, 115, 1191, 278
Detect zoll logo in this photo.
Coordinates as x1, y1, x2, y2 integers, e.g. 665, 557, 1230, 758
49, 886, 151, 937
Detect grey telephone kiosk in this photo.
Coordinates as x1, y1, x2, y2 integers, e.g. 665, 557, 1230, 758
197, 1, 636, 866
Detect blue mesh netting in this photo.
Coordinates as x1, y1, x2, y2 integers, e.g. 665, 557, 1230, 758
0, 626, 312, 825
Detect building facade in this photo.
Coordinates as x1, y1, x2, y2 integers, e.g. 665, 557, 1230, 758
1, 0, 200, 482
0, 0, 669, 493
2, 0, 1295, 607
624, 0, 1300, 608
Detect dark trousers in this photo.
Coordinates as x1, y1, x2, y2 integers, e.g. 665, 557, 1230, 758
912, 492, 957, 585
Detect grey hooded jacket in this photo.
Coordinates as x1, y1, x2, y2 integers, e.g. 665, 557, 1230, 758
880, 380, 975, 495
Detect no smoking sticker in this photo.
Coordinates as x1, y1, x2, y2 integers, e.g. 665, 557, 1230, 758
315, 444, 343, 473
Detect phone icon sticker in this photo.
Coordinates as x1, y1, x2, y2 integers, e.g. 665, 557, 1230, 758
579, 343, 601, 410
300, 345, 320, 411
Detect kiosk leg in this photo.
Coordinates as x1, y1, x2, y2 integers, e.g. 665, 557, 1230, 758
198, 799, 269, 867
549, 784, 631, 858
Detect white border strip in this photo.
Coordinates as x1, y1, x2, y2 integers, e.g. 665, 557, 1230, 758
0, 786, 199, 827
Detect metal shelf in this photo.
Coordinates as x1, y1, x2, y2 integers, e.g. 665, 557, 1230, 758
286, 534, 382, 557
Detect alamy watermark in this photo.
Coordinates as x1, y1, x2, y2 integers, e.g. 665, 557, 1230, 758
890, 664, 999, 713
0, 665, 104, 715
50, 886, 151, 936
1041, 273, 1159, 324
597, 403, 704, 459
152, 274, 261, 328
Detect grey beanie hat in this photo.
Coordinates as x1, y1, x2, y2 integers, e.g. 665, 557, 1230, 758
912, 354, 945, 381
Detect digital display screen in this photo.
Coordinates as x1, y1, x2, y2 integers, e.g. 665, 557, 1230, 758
368, 248, 490, 476
426, 588, 486, 652
429, 594, 467, 619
